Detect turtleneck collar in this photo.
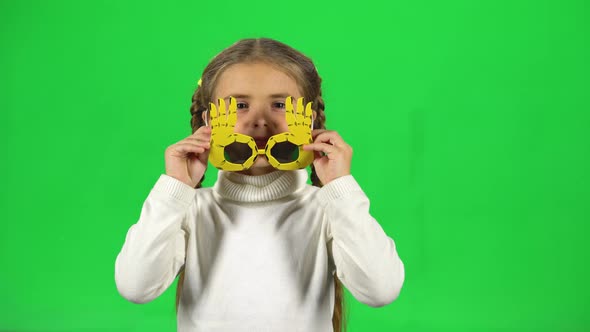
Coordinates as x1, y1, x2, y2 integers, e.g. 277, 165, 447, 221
213, 168, 309, 203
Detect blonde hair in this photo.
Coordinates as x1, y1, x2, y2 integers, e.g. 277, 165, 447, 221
177, 38, 346, 332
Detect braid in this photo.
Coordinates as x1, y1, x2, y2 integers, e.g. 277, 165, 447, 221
188, 84, 208, 189
309, 95, 346, 332
175, 83, 209, 312
190, 84, 207, 135
310, 94, 326, 188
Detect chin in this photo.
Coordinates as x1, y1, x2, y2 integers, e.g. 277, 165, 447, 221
237, 158, 276, 176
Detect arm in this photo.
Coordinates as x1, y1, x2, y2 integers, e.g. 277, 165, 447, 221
318, 175, 405, 307
114, 174, 195, 304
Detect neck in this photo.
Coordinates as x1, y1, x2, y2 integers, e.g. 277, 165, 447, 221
214, 169, 309, 203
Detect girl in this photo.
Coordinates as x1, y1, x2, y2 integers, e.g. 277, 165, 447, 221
115, 38, 405, 332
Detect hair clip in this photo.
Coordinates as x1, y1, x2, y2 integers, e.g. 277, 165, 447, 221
203, 109, 209, 127
197, 78, 202, 87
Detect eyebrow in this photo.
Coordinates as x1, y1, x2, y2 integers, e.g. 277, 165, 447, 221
222, 93, 291, 99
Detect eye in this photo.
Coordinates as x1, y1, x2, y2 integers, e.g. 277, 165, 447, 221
273, 102, 286, 110
236, 102, 248, 110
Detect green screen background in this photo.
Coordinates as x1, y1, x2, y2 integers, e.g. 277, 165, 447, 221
1, 0, 588, 331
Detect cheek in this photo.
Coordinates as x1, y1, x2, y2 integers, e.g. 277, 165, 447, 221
272, 113, 289, 131
232, 114, 248, 131
276, 122, 289, 132
233, 123, 247, 134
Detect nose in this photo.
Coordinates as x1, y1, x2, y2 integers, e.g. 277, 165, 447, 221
243, 104, 270, 129
250, 115, 268, 128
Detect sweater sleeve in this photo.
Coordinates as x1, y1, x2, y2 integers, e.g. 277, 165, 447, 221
114, 174, 196, 304
317, 175, 405, 307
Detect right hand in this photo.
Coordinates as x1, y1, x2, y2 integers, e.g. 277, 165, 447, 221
164, 126, 211, 188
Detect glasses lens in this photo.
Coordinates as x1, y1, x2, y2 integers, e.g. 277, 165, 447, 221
270, 142, 299, 163
224, 142, 253, 164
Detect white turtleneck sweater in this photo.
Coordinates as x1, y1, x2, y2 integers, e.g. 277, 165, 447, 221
115, 169, 404, 332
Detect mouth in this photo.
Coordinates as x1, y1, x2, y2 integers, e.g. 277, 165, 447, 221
254, 137, 269, 149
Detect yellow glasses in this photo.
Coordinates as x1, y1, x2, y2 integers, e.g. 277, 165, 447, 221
206, 96, 314, 171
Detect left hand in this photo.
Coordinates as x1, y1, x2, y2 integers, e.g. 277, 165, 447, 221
303, 129, 352, 184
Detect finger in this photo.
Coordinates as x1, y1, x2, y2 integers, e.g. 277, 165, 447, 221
226, 97, 237, 128
171, 143, 207, 155
311, 129, 328, 139
303, 101, 313, 128
304, 100, 313, 118
209, 103, 219, 128
296, 97, 304, 123
185, 137, 211, 146
302, 142, 338, 156
218, 98, 227, 126
188, 131, 211, 139
192, 126, 211, 135
189, 130, 211, 143
313, 150, 323, 160
179, 140, 211, 150
285, 96, 296, 128
313, 130, 345, 146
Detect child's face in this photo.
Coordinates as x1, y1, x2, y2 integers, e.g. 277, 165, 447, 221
211, 62, 304, 175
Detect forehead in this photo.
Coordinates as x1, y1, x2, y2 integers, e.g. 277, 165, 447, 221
213, 62, 302, 99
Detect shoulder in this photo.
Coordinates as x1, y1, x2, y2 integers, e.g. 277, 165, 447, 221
290, 177, 366, 215
314, 175, 368, 206
152, 174, 218, 207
